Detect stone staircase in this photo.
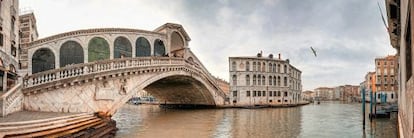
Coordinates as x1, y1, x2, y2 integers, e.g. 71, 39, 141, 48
1, 83, 23, 117
0, 113, 117, 137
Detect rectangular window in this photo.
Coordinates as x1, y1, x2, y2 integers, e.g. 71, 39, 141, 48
284, 92, 288, 97
258, 91, 261, 96
253, 91, 257, 97
233, 91, 237, 97
278, 91, 281, 96
246, 91, 250, 97
274, 91, 277, 97
269, 91, 273, 96
262, 91, 266, 97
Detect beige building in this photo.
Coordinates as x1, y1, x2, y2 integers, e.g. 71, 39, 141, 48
229, 53, 302, 106
385, 0, 414, 137
215, 77, 230, 95
0, 0, 20, 93
374, 55, 398, 103
18, 11, 38, 71
302, 90, 315, 101
314, 87, 334, 101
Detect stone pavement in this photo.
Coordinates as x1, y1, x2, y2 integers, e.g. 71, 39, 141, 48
0, 111, 79, 123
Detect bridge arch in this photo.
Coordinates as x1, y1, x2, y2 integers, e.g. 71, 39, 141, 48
59, 41, 84, 67
109, 69, 218, 115
114, 36, 132, 58
32, 48, 55, 74
135, 37, 151, 57
88, 37, 110, 62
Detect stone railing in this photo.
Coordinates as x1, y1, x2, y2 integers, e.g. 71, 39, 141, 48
23, 57, 184, 88
23, 57, 227, 99
1, 83, 23, 117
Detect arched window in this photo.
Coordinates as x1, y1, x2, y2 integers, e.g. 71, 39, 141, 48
277, 76, 281, 86
188, 57, 194, 62
60, 41, 84, 67
262, 76, 265, 85
136, 37, 151, 57
253, 62, 256, 71
232, 61, 236, 71
253, 75, 257, 85
269, 76, 272, 85
273, 63, 276, 72
232, 75, 237, 85
32, 48, 55, 73
246, 61, 250, 71
88, 37, 110, 62
284, 65, 287, 73
9, 64, 16, 73
258, 75, 261, 85
273, 76, 276, 86
284, 77, 288, 86
257, 63, 261, 72
114, 36, 132, 58
246, 75, 250, 86
268, 63, 272, 73
277, 64, 281, 73
154, 39, 165, 56
170, 32, 185, 52
0, 58, 3, 67
262, 62, 266, 72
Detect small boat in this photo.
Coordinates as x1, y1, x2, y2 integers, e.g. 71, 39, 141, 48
242, 105, 268, 109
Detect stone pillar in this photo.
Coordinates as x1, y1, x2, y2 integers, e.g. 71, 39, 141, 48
3, 71, 7, 92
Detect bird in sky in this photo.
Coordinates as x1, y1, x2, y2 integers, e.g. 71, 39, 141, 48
310, 46, 317, 57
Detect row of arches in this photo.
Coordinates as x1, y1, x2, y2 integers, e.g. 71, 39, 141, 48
32, 36, 166, 74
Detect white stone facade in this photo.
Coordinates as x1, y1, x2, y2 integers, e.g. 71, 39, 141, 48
229, 54, 302, 106
0, 0, 19, 72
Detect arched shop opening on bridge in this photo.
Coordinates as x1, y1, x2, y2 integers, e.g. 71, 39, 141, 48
29, 36, 171, 74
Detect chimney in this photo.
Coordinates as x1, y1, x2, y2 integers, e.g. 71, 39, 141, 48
278, 53, 281, 59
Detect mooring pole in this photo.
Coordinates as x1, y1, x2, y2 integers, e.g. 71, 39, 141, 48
362, 86, 366, 129
370, 89, 373, 122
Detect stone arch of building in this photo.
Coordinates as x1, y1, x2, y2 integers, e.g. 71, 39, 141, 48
170, 31, 185, 57
113, 36, 132, 58
135, 37, 151, 57
59, 41, 84, 67
154, 39, 166, 56
88, 37, 110, 62
32, 48, 56, 74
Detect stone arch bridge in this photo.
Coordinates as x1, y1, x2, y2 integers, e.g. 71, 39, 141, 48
1, 23, 227, 117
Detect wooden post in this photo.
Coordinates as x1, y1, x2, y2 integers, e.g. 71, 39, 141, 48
361, 86, 366, 129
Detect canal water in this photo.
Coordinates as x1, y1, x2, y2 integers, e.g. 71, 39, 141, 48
113, 101, 397, 138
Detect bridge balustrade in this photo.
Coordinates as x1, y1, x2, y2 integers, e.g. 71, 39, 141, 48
23, 57, 185, 88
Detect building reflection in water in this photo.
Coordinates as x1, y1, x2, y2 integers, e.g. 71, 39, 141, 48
113, 102, 396, 138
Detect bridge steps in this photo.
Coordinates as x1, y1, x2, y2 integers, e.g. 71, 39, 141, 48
0, 113, 117, 137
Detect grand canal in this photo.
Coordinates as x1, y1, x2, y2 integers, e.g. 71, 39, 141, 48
113, 101, 397, 138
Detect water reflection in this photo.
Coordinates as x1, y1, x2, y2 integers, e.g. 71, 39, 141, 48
113, 101, 396, 138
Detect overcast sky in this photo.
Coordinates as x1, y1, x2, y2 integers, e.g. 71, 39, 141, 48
20, 0, 395, 91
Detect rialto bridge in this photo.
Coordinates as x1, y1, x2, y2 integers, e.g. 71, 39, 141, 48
0, 23, 227, 117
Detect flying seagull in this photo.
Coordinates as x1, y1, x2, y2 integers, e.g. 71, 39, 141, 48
310, 47, 317, 57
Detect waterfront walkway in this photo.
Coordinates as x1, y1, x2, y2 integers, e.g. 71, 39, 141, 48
0, 111, 79, 123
